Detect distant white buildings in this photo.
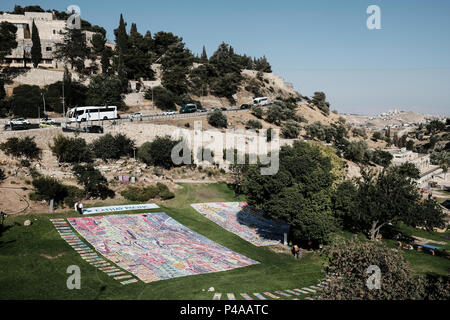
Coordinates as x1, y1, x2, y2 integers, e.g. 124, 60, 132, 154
386, 148, 443, 186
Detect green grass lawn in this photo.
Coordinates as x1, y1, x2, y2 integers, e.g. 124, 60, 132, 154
1, 183, 448, 300
0, 183, 324, 300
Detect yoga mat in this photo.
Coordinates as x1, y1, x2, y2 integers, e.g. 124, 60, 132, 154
240, 294, 253, 300
227, 293, 236, 300
114, 275, 132, 280
121, 279, 138, 285
302, 287, 316, 293
264, 292, 279, 299
253, 293, 267, 300
107, 271, 126, 276
275, 290, 291, 297
294, 289, 308, 294
285, 289, 300, 296
212, 293, 222, 300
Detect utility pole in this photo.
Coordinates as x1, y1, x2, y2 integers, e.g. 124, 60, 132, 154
133, 147, 137, 183
62, 81, 65, 118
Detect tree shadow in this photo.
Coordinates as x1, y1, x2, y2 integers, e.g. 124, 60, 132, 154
235, 204, 290, 243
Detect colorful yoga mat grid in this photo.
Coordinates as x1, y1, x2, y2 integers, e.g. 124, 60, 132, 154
50, 218, 139, 285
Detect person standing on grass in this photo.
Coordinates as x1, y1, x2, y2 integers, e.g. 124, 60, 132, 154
74, 202, 78, 213
78, 202, 83, 215
293, 244, 300, 259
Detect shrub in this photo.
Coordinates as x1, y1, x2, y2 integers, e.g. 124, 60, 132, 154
0, 136, 41, 160
51, 135, 92, 164
120, 183, 174, 201
251, 105, 263, 119
157, 182, 175, 200
281, 120, 301, 139
120, 185, 159, 202
207, 109, 227, 128
20, 159, 31, 167
72, 164, 114, 199
90, 133, 134, 161
245, 119, 262, 130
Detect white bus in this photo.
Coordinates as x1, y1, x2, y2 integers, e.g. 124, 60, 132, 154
68, 106, 118, 122
253, 97, 269, 106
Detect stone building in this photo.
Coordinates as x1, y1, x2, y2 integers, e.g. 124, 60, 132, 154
0, 11, 104, 69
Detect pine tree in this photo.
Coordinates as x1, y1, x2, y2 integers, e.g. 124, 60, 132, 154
30, 20, 42, 67
201, 45, 208, 62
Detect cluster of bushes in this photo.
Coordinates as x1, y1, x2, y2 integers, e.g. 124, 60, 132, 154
120, 183, 174, 202
30, 176, 84, 207
343, 140, 393, 167
281, 120, 301, 139
305, 121, 348, 145
51, 134, 134, 163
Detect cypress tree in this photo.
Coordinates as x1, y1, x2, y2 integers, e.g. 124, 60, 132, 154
31, 20, 42, 67
201, 45, 208, 62
114, 14, 128, 54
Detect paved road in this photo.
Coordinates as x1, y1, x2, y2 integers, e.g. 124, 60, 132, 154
2, 104, 272, 131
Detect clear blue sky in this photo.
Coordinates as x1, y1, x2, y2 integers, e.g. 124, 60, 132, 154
2, 0, 449, 115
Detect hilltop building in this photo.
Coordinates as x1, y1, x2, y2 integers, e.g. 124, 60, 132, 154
0, 11, 106, 69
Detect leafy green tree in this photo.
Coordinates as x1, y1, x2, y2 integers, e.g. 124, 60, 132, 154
311, 92, 330, 115
90, 134, 134, 161
207, 109, 228, 128
145, 86, 176, 111
281, 120, 301, 138
11, 85, 41, 118
55, 28, 89, 72
371, 149, 393, 167
354, 164, 444, 240
242, 141, 335, 244
321, 237, 424, 300
0, 136, 41, 160
138, 136, 190, 169
332, 181, 358, 230
343, 140, 370, 163
0, 22, 17, 64
160, 41, 193, 96
30, 20, 42, 68
72, 164, 114, 199
86, 74, 125, 109
50, 135, 92, 164
32, 176, 68, 204
253, 56, 272, 72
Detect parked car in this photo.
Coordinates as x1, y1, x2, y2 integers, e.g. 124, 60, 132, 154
240, 104, 250, 109
8, 118, 30, 126
40, 118, 55, 125
163, 110, 177, 116
198, 108, 207, 113
128, 112, 143, 120
180, 104, 198, 114
83, 125, 104, 133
